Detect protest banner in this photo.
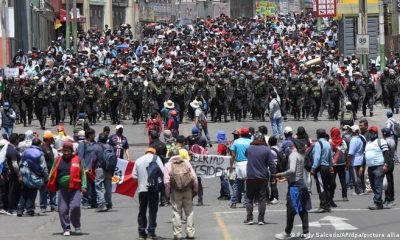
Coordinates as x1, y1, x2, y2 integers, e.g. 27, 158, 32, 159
191, 154, 230, 178
4, 68, 19, 78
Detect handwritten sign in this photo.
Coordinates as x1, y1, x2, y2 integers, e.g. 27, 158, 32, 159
191, 154, 230, 178
4, 68, 19, 78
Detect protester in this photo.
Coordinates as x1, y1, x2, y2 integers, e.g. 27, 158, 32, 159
244, 132, 276, 225
18, 138, 48, 216
362, 126, 390, 210
133, 147, 165, 240
0, 102, 16, 139
275, 141, 311, 240
385, 110, 399, 151
347, 125, 367, 196
216, 131, 230, 200
229, 128, 252, 208
381, 128, 396, 207
329, 127, 348, 202
267, 136, 280, 204
164, 148, 198, 240
109, 125, 130, 160
47, 141, 87, 236
269, 92, 283, 139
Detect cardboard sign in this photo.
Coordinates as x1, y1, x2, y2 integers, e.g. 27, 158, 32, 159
191, 154, 230, 178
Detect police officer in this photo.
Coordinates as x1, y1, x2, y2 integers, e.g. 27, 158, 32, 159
129, 78, 144, 124
361, 73, 375, 117
172, 79, 186, 122
34, 81, 50, 130
49, 81, 60, 126
65, 79, 79, 125
58, 79, 67, 123
254, 75, 268, 121
9, 78, 22, 124
385, 69, 399, 113
20, 80, 34, 127
325, 77, 343, 120
287, 76, 302, 121
310, 80, 322, 121
346, 79, 362, 118
84, 78, 98, 125
108, 81, 122, 124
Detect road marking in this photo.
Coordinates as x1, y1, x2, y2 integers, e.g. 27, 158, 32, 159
214, 212, 232, 240
305, 216, 358, 230
216, 207, 400, 214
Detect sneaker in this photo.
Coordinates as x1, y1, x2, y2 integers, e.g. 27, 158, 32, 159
385, 201, 396, 207
258, 220, 266, 225
330, 202, 338, 208
96, 205, 108, 212
342, 197, 349, 202
230, 203, 236, 209
40, 208, 46, 214
82, 205, 90, 209
148, 234, 158, 239
368, 204, 383, 210
138, 235, 147, 240
63, 231, 71, 236
0, 209, 11, 215
17, 211, 23, 217
274, 231, 292, 240
270, 198, 279, 205
243, 219, 254, 225
75, 228, 81, 234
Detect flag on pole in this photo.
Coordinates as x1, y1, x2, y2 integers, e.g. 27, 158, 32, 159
112, 159, 138, 198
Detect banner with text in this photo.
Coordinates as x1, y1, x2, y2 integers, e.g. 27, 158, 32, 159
191, 154, 230, 178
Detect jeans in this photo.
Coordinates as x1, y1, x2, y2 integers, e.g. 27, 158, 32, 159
1, 127, 13, 140
332, 165, 347, 199
82, 176, 96, 208
95, 168, 112, 208
138, 189, 159, 237
270, 117, 283, 138
351, 165, 365, 194
39, 183, 57, 209
220, 175, 230, 197
385, 164, 395, 202
231, 179, 246, 205
246, 179, 267, 221
368, 165, 384, 207
314, 166, 333, 210
18, 184, 38, 214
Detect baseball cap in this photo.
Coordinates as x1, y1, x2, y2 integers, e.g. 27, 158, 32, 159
63, 141, 74, 150
369, 126, 379, 133
284, 126, 293, 134
240, 128, 250, 135
350, 125, 360, 132
116, 125, 123, 130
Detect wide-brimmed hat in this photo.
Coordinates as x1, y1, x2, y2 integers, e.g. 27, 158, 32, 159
164, 100, 175, 109
190, 100, 201, 109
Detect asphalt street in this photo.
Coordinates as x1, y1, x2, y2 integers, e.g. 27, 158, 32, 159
1, 105, 400, 240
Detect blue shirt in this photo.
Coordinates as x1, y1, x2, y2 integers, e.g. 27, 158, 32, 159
312, 138, 333, 169
230, 137, 252, 162
281, 137, 294, 157
348, 135, 366, 166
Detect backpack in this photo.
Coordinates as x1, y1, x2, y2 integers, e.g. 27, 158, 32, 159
73, 119, 85, 136
390, 119, 400, 136
171, 158, 192, 191
101, 145, 118, 173
304, 141, 323, 172
342, 110, 353, 121
271, 148, 288, 173
190, 144, 208, 155
146, 154, 164, 192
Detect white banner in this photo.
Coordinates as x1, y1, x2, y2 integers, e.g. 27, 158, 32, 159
191, 154, 230, 178
4, 67, 19, 78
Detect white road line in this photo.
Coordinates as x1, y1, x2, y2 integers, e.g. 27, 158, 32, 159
216, 207, 400, 214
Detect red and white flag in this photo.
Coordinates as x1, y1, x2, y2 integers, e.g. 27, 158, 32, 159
112, 159, 138, 198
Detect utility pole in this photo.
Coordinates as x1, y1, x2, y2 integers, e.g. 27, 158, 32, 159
1, 0, 8, 68
66, 0, 70, 50
359, 0, 368, 73
379, 0, 386, 68
72, 0, 77, 53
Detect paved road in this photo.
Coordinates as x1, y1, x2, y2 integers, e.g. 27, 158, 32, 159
1, 106, 400, 240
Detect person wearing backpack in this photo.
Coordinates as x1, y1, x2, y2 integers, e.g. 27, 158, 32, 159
362, 126, 391, 210
340, 102, 354, 127
95, 133, 117, 212
164, 148, 198, 240
381, 128, 396, 207
385, 110, 399, 152
166, 110, 180, 139
17, 138, 49, 217
145, 112, 163, 144
244, 132, 276, 225
310, 129, 334, 213
329, 127, 348, 202
268, 136, 281, 205
191, 100, 212, 147
133, 147, 165, 240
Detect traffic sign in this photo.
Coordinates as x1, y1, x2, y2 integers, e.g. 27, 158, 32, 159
316, 0, 337, 17
356, 34, 370, 55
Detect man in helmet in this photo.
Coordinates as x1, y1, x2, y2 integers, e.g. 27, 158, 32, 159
34, 81, 50, 130
108, 81, 122, 125
340, 102, 355, 127
361, 72, 376, 117
84, 78, 99, 125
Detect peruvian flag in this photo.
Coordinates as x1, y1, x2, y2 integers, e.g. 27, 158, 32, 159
112, 159, 138, 198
